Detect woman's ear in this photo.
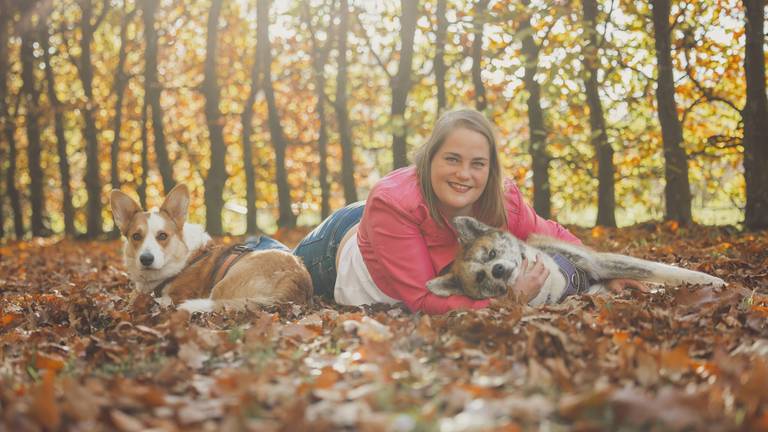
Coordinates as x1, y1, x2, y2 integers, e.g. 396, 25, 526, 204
426, 273, 465, 297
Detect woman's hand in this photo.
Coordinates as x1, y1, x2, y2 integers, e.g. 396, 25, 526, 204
492, 256, 550, 305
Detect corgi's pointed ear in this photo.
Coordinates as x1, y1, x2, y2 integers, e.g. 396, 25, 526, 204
110, 190, 142, 235
427, 273, 465, 297
160, 184, 190, 229
453, 216, 493, 245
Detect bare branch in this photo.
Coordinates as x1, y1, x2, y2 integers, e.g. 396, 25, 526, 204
354, 11, 393, 80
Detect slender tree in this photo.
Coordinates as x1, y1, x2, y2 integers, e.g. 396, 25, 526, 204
138, 97, 150, 209
40, 18, 76, 236
73, 0, 108, 237
141, 0, 175, 193
650, 0, 692, 224
742, 0, 768, 230
257, 0, 295, 227
241, 6, 262, 234
581, 0, 616, 227
334, 0, 357, 204
304, 0, 335, 219
471, 0, 489, 112
434, 0, 448, 116
0, 1, 23, 239
111, 4, 137, 192
519, 2, 551, 218
391, 0, 419, 169
20, 16, 47, 236
202, 0, 227, 235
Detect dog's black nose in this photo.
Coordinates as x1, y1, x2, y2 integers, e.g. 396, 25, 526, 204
492, 263, 506, 279
139, 253, 154, 266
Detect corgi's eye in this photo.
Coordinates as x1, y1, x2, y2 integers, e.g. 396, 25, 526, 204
131, 233, 142, 241
157, 232, 168, 241
488, 249, 496, 260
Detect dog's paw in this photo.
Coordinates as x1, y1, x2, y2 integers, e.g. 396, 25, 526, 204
178, 299, 215, 313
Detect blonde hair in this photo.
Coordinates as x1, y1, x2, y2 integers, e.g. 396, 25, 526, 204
413, 109, 508, 228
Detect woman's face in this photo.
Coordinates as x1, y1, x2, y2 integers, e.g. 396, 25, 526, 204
430, 127, 491, 220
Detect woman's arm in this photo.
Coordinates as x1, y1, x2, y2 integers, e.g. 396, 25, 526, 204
360, 193, 490, 314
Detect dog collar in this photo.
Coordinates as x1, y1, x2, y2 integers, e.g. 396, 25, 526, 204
552, 253, 593, 302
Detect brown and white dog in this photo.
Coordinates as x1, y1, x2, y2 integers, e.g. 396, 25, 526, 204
110, 184, 312, 313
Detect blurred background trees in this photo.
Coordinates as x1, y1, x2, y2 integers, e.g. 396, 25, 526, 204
0, 0, 765, 239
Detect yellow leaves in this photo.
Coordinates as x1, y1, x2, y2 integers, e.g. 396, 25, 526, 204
590, 225, 606, 238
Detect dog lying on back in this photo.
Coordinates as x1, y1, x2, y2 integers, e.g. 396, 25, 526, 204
110, 184, 312, 313
427, 217, 726, 306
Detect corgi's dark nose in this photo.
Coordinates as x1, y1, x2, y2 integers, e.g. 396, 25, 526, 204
140, 253, 154, 267
492, 263, 506, 279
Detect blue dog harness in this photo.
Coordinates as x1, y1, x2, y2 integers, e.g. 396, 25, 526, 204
551, 253, 594, 303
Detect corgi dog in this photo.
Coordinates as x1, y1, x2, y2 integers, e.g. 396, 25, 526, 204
427, 216, 726, 306
110, 184, 312, 313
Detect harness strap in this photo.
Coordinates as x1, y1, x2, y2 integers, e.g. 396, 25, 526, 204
152, 244, 254, 298
207, 244, 253, 289
552, 253, 593, 302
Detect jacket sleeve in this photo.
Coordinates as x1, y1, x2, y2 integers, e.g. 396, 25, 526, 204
506, 183, 582, 245
363, 192, 490, 314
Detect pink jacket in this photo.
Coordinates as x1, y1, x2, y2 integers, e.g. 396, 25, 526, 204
357, 166, 581, 315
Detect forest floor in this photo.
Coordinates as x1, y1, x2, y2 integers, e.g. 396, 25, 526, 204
1, 222, 767, 431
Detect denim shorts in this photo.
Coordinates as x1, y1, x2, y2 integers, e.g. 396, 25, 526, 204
243, 201, 365, 298
293, 201, 365, 298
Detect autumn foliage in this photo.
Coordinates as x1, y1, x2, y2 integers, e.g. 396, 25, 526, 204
1, 224, 767, 430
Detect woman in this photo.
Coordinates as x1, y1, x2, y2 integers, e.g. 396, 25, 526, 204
286, 108, 582, 314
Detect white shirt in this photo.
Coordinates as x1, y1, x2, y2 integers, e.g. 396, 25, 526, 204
334, 235, 399, 306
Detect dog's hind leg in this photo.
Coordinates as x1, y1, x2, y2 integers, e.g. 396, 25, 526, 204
592, 252, 725, 287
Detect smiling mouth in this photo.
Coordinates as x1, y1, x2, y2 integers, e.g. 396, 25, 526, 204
448, 182, 471, 193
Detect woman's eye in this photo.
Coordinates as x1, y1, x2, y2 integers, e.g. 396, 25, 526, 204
488, 249, 496, 260
472, 161, 486, 168
131, 233, 142, 241
157, 232, 168, 241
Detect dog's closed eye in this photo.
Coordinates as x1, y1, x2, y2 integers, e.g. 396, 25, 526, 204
476, 271, 486, 283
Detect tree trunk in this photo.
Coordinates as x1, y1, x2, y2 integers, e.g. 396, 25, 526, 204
111, 6, 136, 192
203, 0, 227, 236
582, 0, 616, 227
241, 8, 261, 235
519, 6, 551, 218
335, 0, 357, 205
391, 0, 419, 169
21, 25, 47, 236
77, 0, 103, 237
138, 98, 149, 209
305, 1, 333, 219
0, 2, 23, 239
650, 0, 692, 224
434, 0, 448, 116
142, 0, 175, 193
40, 21, 76, 236
742, 0, 768, 230
0, 0, 9, 240
257, 0, 295, 227
471, 0, 489, 112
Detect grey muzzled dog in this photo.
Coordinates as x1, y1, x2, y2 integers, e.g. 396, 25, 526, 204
427, 217, 726, 306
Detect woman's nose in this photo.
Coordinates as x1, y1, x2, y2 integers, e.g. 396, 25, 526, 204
455, 164, 470, 179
